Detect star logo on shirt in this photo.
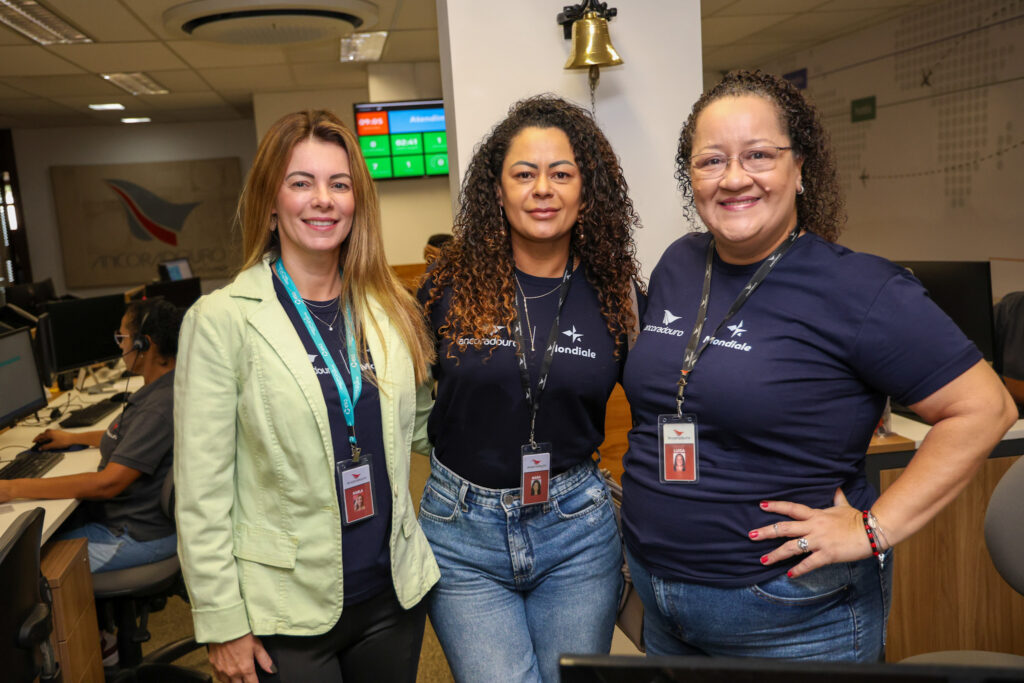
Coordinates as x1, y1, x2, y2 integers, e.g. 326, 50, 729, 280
727, 321, 747, 338
562, 326, 583, 343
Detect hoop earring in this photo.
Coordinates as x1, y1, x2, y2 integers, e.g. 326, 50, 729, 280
796, 183, 805, 196
576, 222, 585, 244
498, 206, 507, 236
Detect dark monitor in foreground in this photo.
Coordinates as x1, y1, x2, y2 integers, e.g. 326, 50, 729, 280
144, 277, 201, 310
896, 261, 995, 363
158, 257, 193, 281
2, 278, 55, 315
0, 327, 48, 430
560, 654, 1024, 683
45, 294, 126, 373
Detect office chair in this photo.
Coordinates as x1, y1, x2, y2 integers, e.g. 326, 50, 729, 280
901, 456, 1024, 667
92, 472, 209, 682
0, 507, 61, 683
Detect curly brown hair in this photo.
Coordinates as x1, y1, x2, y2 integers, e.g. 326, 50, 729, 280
426, 95, 643, 358
675, 70, 845, 241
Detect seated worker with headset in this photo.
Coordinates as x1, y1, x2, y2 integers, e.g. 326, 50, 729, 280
0, 298, 182, 573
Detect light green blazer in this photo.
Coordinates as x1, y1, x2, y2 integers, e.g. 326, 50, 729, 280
173, 258, 437, 643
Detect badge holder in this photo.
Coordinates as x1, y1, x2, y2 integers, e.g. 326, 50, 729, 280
520, 443, 552, 505
337, 454, 376, 525
658, 414, 699, 483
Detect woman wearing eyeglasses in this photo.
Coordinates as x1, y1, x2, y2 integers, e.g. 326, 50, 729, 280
620, 70, 1016, 661
0, 298, 182, 573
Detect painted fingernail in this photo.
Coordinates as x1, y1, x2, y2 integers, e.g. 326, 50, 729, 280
760, 555, 769, 564
759, 501, 769, 509
787, 570, 794, 578
749, 530, 759, 539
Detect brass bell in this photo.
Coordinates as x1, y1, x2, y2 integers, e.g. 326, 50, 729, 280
564, 10, 623, 70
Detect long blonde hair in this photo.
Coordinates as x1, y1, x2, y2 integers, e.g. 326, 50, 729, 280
237, 110, 434, 383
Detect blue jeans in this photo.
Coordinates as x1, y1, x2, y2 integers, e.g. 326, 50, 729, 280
419, 455, 622, 683
56, 523, 178, 573
626, 545, 892, 662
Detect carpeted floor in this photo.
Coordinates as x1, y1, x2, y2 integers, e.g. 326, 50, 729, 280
143, 453, 454, 681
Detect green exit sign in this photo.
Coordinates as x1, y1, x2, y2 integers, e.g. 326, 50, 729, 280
851, 96, 876, 123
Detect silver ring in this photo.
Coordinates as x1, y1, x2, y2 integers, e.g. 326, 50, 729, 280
797, 537, 810, 553
772, 523, 779, 535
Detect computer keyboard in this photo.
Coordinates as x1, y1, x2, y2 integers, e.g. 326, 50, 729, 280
0, 451, 65, 480
59, 399, 121, 428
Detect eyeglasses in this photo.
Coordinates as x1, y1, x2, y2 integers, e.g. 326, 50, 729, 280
113, 332, 130, 346
690, 146, 793, 179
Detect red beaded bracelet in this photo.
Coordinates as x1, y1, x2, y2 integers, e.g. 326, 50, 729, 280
862, 510, 886, 569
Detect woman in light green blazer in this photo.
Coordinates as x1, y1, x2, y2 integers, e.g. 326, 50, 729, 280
174, 110, 438, 683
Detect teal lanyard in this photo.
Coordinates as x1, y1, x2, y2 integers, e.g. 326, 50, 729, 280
273, 259, 363, 460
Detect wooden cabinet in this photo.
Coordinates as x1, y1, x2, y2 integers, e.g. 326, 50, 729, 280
40, 538, 104, 683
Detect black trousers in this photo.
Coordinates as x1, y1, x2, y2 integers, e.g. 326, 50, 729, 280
256, 589, 428, 683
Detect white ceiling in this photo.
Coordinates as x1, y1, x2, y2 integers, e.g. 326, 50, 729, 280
0, 0, 942, 129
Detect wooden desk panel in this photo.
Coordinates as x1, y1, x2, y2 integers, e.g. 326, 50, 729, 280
881, 454, 1024, 661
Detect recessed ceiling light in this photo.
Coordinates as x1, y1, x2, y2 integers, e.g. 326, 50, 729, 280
88, 103, 125, 111
0, 0, 91, 45
121, 117, 151, 124
101, 72, 170, 96
340, 31, 387, 62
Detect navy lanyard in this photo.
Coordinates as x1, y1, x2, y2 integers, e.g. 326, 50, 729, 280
273, 259, 363, 460
510, 253, 574, 448
674, 228, 801, 416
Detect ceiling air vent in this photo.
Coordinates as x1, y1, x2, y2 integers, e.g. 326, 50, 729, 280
163, 0, 379, 45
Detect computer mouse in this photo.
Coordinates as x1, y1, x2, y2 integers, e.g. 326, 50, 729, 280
109, 391, 132, 403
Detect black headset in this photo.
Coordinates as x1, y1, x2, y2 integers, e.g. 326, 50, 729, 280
132, 308, 152, 353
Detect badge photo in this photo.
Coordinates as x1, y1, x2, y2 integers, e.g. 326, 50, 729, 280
339, 458, 376, 524
659, 415, 699, 483
520, 445, 551, 505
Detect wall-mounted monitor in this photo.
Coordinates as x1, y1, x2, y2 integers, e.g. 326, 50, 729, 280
354, 99, 449, 180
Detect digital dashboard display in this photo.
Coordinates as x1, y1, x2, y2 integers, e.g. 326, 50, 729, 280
354, 99, 449, 180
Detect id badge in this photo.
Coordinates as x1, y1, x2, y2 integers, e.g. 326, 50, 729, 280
520, 443, 552, 505
337, 454, 376, 525
658, 414, 699, 484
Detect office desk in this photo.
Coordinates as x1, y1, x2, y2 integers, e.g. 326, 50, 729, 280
868, 415, 1024, 661
0, 374, 142, 540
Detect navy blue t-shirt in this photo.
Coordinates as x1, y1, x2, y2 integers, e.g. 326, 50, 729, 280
273, 277, 392, 605
421, 267, 630, 488
622, 232, 981, 587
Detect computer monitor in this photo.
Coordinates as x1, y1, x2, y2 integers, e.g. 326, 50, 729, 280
143, 277, 201, 310
560, 654, 1024, 683
157, 257, 193, 282
45, 294, 126, 373
2, 278, 55, 316
0, 327, 48, 431
896, 261, 996, 363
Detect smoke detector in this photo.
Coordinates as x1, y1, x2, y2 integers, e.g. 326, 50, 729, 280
164, 0, 379, 45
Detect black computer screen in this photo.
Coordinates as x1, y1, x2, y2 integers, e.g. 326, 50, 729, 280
45, 294, 126, 373
0, 326, 48, 430
144, 277, 201, 310
2, 278, 55, 315
896, 261, 995, 362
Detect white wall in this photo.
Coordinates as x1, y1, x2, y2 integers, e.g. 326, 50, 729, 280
12, 119, 256, 297
759, 0, 1024, 300
437, 0, 703, 278
252, 72, 455, 266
